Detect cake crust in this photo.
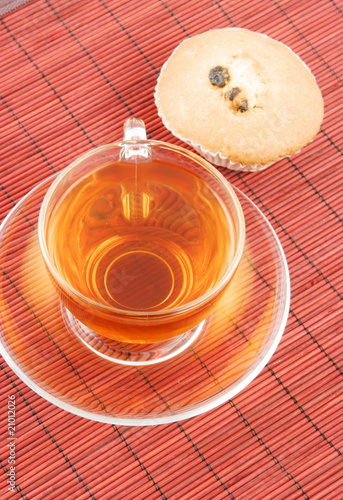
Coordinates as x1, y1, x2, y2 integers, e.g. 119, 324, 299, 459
155, 28, 324, 167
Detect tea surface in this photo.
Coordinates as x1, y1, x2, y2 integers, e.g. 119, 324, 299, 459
47, 160, 235, 312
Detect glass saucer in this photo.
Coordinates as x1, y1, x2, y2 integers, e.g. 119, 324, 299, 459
0, 175, 290, 425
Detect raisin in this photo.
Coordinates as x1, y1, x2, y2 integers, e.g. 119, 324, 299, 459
224, 87, 241, 101
237, 99, 249, 112
209, 66, 230, 87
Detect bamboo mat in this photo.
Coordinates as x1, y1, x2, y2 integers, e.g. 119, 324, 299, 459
0, 0, 342, 499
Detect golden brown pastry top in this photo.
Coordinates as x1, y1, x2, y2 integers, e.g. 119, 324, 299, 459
155, 28, 324, 166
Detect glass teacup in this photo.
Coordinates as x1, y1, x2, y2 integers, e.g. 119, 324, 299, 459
38, 118, 245, 365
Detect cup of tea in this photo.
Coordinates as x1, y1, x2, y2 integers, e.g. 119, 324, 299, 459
38, 118, 245, 365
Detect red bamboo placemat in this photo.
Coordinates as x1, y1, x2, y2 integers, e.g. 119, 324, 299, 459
0, 0, 342, 499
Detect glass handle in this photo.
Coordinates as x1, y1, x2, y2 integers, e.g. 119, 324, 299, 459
123, 117, 147, 141
120, 118, 151, 222
121, 117, 151, 160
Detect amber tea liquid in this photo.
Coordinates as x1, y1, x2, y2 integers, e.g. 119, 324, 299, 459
46, 159, 235, 341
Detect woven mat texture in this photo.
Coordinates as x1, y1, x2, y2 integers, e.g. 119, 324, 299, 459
0, 0, 342, 499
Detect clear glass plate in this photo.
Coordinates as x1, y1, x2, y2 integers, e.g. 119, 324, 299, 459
0, 175, 290, 425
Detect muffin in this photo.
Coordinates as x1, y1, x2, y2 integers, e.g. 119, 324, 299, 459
155, 28, 324, 171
